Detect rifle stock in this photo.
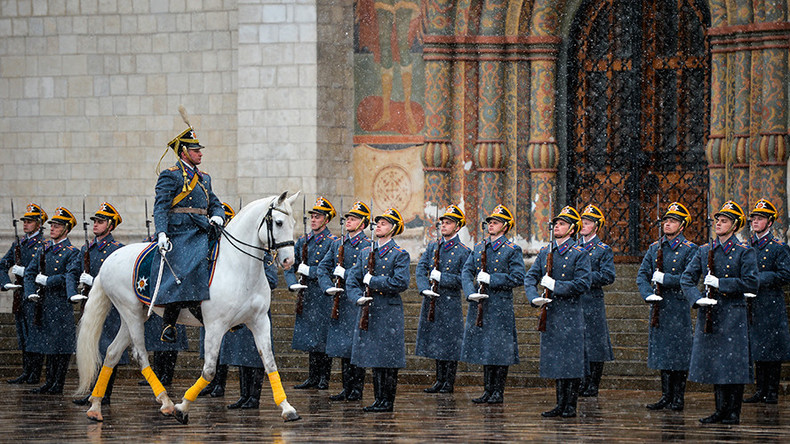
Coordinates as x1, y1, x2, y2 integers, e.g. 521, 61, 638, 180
331, 239, 345, 320
475, 240, 487, 328
358, 245, 376, 331
10, 200, 23, 315
537, 246, 552, 332
703, 242, 715, 333
33, 245, 45, 326
428, 216, 441, 322
651, 197, 662, 328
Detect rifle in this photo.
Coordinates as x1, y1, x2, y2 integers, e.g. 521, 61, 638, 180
10, 200, 23, 315
428, 207, 441, 322
746, 223, 754, 325
359, 223, 376, 331
475, 219, 488, 328
80, 199, 91, 299
331, 198, 345, 320
651, 196, 662, 328
33, 241, 46, 326
144, 199, 152, 240
703, 233, 716, 334
537, 219, 554, 332
295, 196, 307, 315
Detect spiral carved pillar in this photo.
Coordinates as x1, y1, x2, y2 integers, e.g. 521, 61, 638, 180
475, 58, 505, 222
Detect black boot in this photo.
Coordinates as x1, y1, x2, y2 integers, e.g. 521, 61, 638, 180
227, 366, 250, 409
241, 368, 264, 409
330, 358, 350, 401
472, 365, 492, 404
204, 364, 227, 397
46, 354, 70, 394
316, 353, 331, 390
562, 378, 581, 418
367, 368, 396, 412
542, 379, 565, 417
7, 351, 30, 384
153, 350, 177, 386
347, 364, 365, 401
582, 362, 603, 397
646, 370, 671, 410
29, 355, 56, 394
363, 368, 385, 412
160, 304, 180, 343
26, 352, 43, 384
764, 361, 781, 404
294, 352, 319, 389
700, 384, 726, 424
744, 362, 765, 403
439, 361, 457, 393
424, 360, 444, 393
487, 366, 508, 404
721, 384, 744, 424
669, 371, 687, 411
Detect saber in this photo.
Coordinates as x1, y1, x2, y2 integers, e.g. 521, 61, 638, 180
148, 242, 180, 317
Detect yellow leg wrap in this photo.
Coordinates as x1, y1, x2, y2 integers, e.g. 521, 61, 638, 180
268, 371, 287, 406
90, 366, 114, 399
141, 366, 166, 398
184, 376, 211, 402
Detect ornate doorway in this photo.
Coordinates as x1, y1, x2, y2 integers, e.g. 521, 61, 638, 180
567, 0, 710, 260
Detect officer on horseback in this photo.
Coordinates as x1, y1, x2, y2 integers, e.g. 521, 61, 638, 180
153, 109, 224, 343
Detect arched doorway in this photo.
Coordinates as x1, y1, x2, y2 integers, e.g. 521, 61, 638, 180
567, 0, 710, 260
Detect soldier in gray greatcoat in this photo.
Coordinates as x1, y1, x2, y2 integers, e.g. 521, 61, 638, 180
461, 204, 525, 405
743, 199, 790, 405
416, 205, 471, 394
24, 207, 81, 395
526, 206, 591, 418
636, 202, 698, 411
285, 197, 337, 390
577, 204, 616, 398
682, 201, 759, 425
1, 203, 47, 385
318, 201, 372, 401
347, 208, 410, 413
72, 202, 128, 406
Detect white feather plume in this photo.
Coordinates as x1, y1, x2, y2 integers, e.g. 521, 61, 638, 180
178, 105, 191, 128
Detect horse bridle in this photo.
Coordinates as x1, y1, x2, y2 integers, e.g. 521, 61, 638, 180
218, 203, 295, 263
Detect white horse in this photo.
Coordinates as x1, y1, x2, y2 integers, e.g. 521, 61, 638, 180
75, 191, 301, 424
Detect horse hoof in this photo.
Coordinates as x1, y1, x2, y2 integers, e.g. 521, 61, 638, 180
283, 411, 302, 422
86, 411, 104, 422
160, 405, 175, 416
173, 409, 189, 425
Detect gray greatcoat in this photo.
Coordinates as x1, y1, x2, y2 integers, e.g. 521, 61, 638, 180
0, 231, 44, 352
579, 235, 615, 363
747, 233, 790, 362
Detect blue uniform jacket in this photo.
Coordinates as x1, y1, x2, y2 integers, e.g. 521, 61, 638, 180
81, 234, 129, 365
23, 238, 81, 354
747, 233, 790, 362
415, 235, 471, 361
636, 233, 698, 370
682, 236, 759, 384
0, 231, 44, 351
525, 238, 591, 378
347, 239, 410, 368
152, 161, 223, 305
460, 236, 525, 366
578, 235, 615, 363
284, 227, 336, 352
317, 231, 371, 359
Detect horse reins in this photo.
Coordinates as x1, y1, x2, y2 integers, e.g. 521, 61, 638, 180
217, 203, 295, 263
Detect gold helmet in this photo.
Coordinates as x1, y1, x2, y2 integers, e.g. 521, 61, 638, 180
439, 205, 466, 228
714, 200, 746, 232
308, 196, 337, 223
749, 198, 777, 222
663, 202, 691, 228
345, 201, 371, 227
21, 203, 48, 223
374, 208, 404, 236
485, 204, 514, 231
48, 207, 77, 231
221, 202, 236, 222
580, 204, 606, 230
91, 202, 123, 229
167, 106, 203, 156
552, 206, 582, 235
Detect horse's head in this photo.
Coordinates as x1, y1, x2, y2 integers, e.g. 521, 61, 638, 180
259, 190, 299, 269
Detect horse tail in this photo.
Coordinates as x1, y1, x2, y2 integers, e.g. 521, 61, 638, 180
75, 275, 112, 395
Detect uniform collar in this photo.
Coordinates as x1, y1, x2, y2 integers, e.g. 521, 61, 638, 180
554, 237, 574, 255
581, 235, 598, 250
489, 235, 507, 251
45, 237, 70, 252
308, 227, 330, 243
91, 233, 115, 250
662, 233, 685, 250
713, 235, 736, 254
442, 234, 459, 250
347, 231, 367, 246
376, 238, 394, 256
751, 231, 772, 249
22, 231, 42, 247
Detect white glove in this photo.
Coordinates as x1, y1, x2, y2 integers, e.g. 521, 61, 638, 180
744, 292, 757, 299
651, 270, 665, 285
363, 273, 373, 285
468, 293, 489, 302
27, 294, 40, 302
79, 272, 94, 287
326, 287, 344, 296
210, 215, 224, 226
531, 297, 552, 307
696, 297, 718, 307
35, 274, 48, 286
430, 268, 442, 283
157, 232, 169, 251
289, 283, 307, 291
703, 274, 719, 289
297, 263, 310, 277
11, 265, 25, 277
540, 275, 555, 292
421, 289, 439, 298
645, 294, 663, 302
333, 265, 345, 278
70, 294, 87, 303
476, 271, 490, 285
3, 283, 22, 290
356, 296, 373, 306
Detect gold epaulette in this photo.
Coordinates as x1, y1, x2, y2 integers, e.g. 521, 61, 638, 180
168, 166, 179, 171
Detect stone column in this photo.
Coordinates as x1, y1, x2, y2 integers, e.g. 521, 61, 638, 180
706, 50, 727, 217
475, 58, 505, 221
